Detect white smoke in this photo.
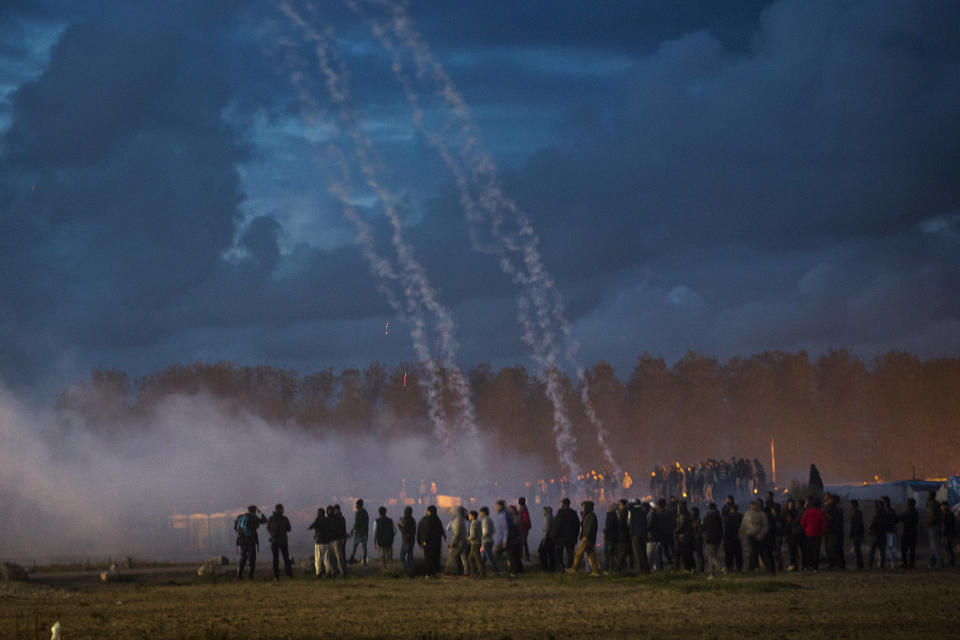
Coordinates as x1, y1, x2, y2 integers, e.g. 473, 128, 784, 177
0, 382, 546, 562
356, 0, 621, 476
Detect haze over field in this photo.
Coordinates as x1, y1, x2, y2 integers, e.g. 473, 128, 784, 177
1, 1, 959, 558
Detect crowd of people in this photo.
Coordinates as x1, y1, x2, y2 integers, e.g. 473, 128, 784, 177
650, 458, 767, 504
230, 469, 956, 581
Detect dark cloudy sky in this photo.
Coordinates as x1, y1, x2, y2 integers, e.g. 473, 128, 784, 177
2, 0, 959, 395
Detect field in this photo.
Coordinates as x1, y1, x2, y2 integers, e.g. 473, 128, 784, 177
3, 563, 959, 640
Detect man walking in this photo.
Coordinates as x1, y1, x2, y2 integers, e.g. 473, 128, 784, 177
568, 501, 601, 576
397, 506, 417, 578
349, 499, 370, 567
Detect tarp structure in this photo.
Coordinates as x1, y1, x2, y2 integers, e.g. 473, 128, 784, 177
945, 476, 960, 506
825, 480, 943, 505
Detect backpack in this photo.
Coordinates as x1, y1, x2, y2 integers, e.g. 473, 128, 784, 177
236, 513, 255, 540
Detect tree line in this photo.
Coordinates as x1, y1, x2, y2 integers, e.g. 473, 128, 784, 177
55, 349, 960, 483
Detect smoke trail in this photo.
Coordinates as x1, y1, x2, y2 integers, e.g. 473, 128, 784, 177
276, 2, 481, 465
358, 0, 620, 476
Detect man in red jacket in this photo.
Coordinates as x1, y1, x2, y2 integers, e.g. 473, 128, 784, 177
799, 496, 828, 571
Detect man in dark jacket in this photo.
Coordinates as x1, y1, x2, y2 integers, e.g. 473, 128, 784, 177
722, 502, 743, 573
849, 499, 865, 570
924, 492, 943, 567
556, 498, 580, 568
784, 498, 803, 571
349, 499, 370, 566
702, 502, 723, 576
690, 506, 704, 573
373, 506, 396, 569
266, 504, 293, 580
518, 497, 533, 562
603, 504, 619, 572
764, 491, 783, 571
397, 506, 417, 577
308, 508, 333, 577
568, 501, 601, 576
614, 500, 631, 573
658, 498, 677, 569
234, 505, 267, 579
628, 500, 649, 573
824, 494, 845, 570
900, 498, 919, 569
330, 505, 348, 577
417, 505, 444, 578
868, 499, 887, 569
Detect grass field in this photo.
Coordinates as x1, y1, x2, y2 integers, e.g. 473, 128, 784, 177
3, 565, 959, 639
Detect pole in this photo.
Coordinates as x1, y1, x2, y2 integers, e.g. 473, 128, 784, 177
771, 437, 776, 485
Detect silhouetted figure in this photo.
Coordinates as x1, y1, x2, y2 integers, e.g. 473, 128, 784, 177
702, 503, 723, 577
518, 497, 532, 562
900, 498, 919, 569
824, 494, 845, 570
868, 499, 887, 569
808, 464, 824, 498
349, 499, 369, 566
417, 505, 444, 578
266, 504, 293, 579
308, 508, 333, 578
722, 502, 743, 573
397, 506, 417, 578
540, 506, 556, 573
234, 505, 267, 579
556, 498, 580, 568
373, 506, 396, 569
849, 500, 865, 570
568, 501, 600, 576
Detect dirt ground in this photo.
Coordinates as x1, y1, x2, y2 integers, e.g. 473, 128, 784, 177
3, 565, 959, 640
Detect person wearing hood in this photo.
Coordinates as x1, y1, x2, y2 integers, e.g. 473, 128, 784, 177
507, 505, 524, 577
417, 505, 445, 578
603, 503, 619, 572
568, 501, 601, 576
445, 506, 469, 576
540, 506, 557, 573
628, 500, 649, 573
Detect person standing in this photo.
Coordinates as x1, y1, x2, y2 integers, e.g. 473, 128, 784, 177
676, 501, 695, 573
881, 496, 899, 569
690, 506, 704, 573
924, 492, 943, 567
628, 500, 649, 573
568, 501, 601, 576
308, 507, 333, 578
722, 502, 743, 573
603, 503, 619, 572
800, 496, 827, 571
417, 505, 445, 578
940, 501, 956, 567
467, 510, 485, 577
900, 498, 919, 569
266, 504, 293, 580
784, 498, 803, 571
556, 498, 580, 569
849, 499, 865, 570
702, 503, 723, 577
868, 499, 888, 569
397, 506, 417, 578
540, 506, 556, 573
740, 500, 769, 572
446, 507, 469, 576
764, 491, 783, 571
480, 506, 498, 574
518, 497, 533, 562
332, 505, 348, 577
373, 506, 396, 570
822, 494, 844, 570
349, 499, 370, 566
234, 505, 267, 579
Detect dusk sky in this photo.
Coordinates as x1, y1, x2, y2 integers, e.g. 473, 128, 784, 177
2, 0, 959, 396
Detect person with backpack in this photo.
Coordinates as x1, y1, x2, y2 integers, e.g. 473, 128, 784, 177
266, 504, 293, 580
349, 499, 370, 567
373, 506, 396, 569
234, 505, 267, 579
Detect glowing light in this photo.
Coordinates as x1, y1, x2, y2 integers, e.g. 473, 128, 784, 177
385, 321, 390, 335
402, 370, 407, 389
